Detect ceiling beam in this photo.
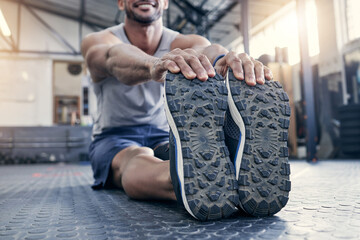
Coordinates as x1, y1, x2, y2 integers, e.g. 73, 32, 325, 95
0, 34, 14, 50
171, 0, 207, 31
206, 1, 239, 31
1, 0, 113, 29
25, 5, 78, 54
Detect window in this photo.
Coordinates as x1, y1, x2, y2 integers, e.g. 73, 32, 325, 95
236, 0, 320, 65
346, 0, 360, 41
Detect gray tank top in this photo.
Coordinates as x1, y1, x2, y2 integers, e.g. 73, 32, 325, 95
92, 23, 179, 136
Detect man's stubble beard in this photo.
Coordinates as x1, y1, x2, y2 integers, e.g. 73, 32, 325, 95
124, 3, 163, 24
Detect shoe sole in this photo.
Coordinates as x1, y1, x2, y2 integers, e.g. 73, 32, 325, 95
164, 72, 239, 221
226, 69, 291, 217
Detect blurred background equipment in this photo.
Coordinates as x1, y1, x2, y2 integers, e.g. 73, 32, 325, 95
0, 126, 91, 164
0, 0, 360, 162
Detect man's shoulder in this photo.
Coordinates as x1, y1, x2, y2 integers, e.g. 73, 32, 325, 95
84, 23, 122, 40
83, 28, 121, 46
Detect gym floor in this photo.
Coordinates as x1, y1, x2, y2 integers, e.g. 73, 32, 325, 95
1, 160, 360, 240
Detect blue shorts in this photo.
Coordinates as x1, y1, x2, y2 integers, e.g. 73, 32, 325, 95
89, 125, 169, 189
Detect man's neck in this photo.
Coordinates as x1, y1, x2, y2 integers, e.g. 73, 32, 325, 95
123, 18, 163, 56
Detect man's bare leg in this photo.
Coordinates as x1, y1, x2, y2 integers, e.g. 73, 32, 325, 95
110, 146, 176, 200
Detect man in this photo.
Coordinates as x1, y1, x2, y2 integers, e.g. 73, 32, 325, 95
82, 0, 291, 221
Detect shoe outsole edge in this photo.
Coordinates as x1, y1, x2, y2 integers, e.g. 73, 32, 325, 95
164, 72, 239, 221
226, 69, 291, 217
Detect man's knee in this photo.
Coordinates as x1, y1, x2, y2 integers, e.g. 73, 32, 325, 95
128, 146, 154, 158
111, 146, 154, 189
121, 155, 149, 199
112, 146, 154, 169
115, 147, 155, 198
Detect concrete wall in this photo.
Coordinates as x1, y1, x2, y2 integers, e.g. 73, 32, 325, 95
0, 1, 95, 126
0, 56, 53, 126
53, 61, 83, 96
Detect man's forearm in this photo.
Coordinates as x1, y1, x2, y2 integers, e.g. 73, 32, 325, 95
199, 43, 228, 65
106, 43, 157, 86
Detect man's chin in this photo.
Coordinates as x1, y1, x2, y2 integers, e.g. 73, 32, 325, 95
132, 17, 156, 25
132, 14, 161, 24
125, 7, 162, 25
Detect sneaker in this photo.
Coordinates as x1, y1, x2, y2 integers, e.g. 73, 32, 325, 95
164, 72, 239, 221
224, 69, 291, 217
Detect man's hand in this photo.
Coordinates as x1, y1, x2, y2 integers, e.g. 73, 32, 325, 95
214, 51, 273, 86
150, 48, 273, 86
150, 48, 215, 82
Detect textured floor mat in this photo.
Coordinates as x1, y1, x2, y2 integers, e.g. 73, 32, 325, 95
0, 161, 360, 239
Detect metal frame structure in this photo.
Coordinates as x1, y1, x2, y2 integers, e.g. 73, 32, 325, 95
1, 0, 118, 29
26, 5, 78, 54
0, 0, 240, 55
0, 0, 119, 55
170, 0, 238, 37
241, 0, 250, 54
296, 0, 318, 162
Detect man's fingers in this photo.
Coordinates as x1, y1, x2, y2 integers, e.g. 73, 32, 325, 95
254, 60, 265, 85
164, 60, 180, 73
227, 53, 244, 80
264, 66, 273, 80
174, 48, 211, 80
239, 53, 256, 86
220, 52, 272, 86
199, 54, 216, 78
184, 54, 208, 81
172, 55, 196, 79
163, 48, 221, 81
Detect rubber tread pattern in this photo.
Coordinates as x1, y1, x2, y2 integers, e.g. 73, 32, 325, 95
225, 69, 291, 217
2, 162, 360, 239
165, 72, 239, 221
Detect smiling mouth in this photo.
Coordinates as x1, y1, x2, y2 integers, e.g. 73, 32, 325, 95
134, 1, 156, 8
